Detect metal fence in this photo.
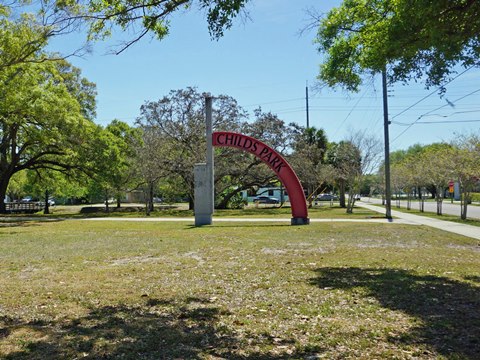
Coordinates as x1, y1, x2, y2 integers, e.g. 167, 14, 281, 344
5, 202, 43, 214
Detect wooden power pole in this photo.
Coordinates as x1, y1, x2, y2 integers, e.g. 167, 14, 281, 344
382, 68, 392, 219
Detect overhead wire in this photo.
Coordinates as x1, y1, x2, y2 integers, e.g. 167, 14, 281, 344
390, 65, 475, 121
391, 109, 480, 126
416, 119, 480, 124
332, 79, 374, 137
391, 66, 476, 143
413, 87, 480, 121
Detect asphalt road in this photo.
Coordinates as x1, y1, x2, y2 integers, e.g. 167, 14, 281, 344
361, 197, 480, 220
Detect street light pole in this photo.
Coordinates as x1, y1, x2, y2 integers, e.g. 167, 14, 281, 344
382, 68, 392, 219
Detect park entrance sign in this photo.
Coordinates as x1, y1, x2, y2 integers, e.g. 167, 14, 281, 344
194, 98, 309, 226
213, 131, 309, 225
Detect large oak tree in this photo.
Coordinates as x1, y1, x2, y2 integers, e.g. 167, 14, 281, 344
314, 0, 480, 91
0, 19, 97, 213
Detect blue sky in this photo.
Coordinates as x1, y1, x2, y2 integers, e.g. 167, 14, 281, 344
56, 0, 480, 152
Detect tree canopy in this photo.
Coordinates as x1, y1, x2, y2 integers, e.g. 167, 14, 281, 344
88, 120, 141, 210
315, 0, 480, 91
0, 18, 97, 212
53, 0, 250, 53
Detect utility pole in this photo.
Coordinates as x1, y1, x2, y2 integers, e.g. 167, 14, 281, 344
382, 68, 392, 219
305, 82, 310, 129
205, 96, 214, 215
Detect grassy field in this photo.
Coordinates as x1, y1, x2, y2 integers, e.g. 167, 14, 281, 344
0, 215, 479, 359
1, 203, 383, 219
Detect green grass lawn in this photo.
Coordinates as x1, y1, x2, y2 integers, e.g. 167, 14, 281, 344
0, 203, 382, 224
1, 203, 382, 220
1, 217, 479, 359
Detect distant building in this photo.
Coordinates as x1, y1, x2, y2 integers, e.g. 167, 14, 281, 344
241, 187, 289, 203
125, 190, 145, 203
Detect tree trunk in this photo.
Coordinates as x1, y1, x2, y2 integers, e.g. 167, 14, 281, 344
280, 184, 285, 206
149, 182, 154, 212
346, 192, 354, 214
460, 190, 469, 220
461, 199, 468, 220
0, 187, 7, 214
188, 195, 194, 211
215, 187, 244, 209
339, 180, 346, 208
435, 186, 443, 215
43, 190, 50, 215
105, 190, 110, 213
419, 188, 425, 212
436, 199, 442, 215
0, 171, 12, 214
407, 190, 411, 210
145, 188, 151, 216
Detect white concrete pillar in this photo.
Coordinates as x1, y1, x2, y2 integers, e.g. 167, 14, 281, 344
194, 163, 212, 226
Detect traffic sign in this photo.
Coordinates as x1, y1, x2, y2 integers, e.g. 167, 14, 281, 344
449, 180, 454, 193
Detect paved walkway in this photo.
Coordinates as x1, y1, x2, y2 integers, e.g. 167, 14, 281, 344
86, 217, 418, 225
86, 211, 479, 240
356, 202, 480, 240
4, 205, 478, 240
362, 197, 480, 220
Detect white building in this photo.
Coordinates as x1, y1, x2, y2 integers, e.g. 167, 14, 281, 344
241, 187, 290, 203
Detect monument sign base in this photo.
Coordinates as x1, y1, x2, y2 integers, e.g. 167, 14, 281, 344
291, 217, 310, 225
194, 163, 213, 226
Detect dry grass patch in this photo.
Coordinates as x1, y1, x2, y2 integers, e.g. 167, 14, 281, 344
0, 219, 479, 359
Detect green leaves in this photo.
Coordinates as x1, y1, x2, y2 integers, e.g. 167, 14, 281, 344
83, 0, 249, 52
316, 0, 480, 90
0, 16, 97, 211
200, 0, 249, 39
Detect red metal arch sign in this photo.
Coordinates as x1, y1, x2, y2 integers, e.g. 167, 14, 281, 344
213, 131, 309, 225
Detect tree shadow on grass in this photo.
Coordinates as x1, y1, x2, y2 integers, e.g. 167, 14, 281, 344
0, 217, 66, 228
309, 267, 480, 359
1, 297, 315, 359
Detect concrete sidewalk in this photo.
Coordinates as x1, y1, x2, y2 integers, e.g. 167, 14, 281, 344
357, 202, 480, 240
85, 217, 418, 225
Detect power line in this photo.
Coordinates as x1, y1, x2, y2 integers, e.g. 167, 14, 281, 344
391, 109, 480, 125
391, 66, 476, 143
414, 87, 480, 121
332, 80, 373, 137
243, 97, 304, 108
417, 119, 480, 124
393, 119, 480, 125
390, 66, 475, 121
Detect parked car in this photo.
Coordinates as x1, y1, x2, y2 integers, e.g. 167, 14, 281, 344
253, 196, 280, 204
316, 193, 338, 201
353, 194, 361, 200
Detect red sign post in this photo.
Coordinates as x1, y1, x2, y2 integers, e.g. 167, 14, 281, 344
448, 180, 455, 203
